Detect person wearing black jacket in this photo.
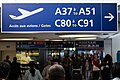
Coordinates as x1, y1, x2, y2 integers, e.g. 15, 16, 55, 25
4, 55, 11, 66
101, 54, 113, 80
112, 62, 120, 80
10, 57, 21, 80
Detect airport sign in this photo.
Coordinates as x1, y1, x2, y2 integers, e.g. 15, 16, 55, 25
1, 3, 117, 33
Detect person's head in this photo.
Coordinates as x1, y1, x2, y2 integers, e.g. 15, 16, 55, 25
6, 55, 10, 60
29, 61, 35, 68
48, 64, 65, 80
13, 57, 17, 62
112, 62, 120, 78
104, 54, 112, 63
93, 54, 97, 59
25, 53, 29, 57
51, 59, 58, 65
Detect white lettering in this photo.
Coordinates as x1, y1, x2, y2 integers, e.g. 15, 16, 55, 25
91, 8, 95, 15
55, 8, 72, 15
55, 19, 61, 27
86, 8, 90, 15
55, 8, 62, 15
79, 7, 96, 15
20, 25, 26, 27
78, 19, 83, 27
27, 25, 38, 27
9, 24, 19, 27
78, 19, 94, 27
41, 24, 51, 27
55, 19, 72, 27
79, 8, 85, 15
62, 8, 67, 15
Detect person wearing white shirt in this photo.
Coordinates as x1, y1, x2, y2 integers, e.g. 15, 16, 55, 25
24, 61, 42, 80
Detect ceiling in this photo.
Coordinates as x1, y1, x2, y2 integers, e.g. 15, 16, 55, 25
0, 4, 120, 41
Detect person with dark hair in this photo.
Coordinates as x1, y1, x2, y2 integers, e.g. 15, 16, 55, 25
112, 62, 120, 80
62, 55, 72, 80
81, 53, 86, 79
4, 55, 11, 66
101, 54, 113, 80
48, 64, 65, 80
24, 61, 42, 80
10, 57, 21, 80
3, 55, 11, 80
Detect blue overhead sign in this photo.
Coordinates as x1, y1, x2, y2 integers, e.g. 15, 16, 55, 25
2, 3, 117, 33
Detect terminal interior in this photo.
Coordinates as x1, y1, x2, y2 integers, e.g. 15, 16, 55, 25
0, 0, 120, 80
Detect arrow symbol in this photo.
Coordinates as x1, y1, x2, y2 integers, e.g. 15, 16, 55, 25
104, 13, 114, 21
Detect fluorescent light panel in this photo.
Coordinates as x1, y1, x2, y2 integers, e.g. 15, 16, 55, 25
59, 34, 97, 38
0, 38, 33, 41
75, 37, 96, 40
51, 40, 63, 41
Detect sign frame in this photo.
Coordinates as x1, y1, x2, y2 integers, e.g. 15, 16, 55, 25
1, 3, 118, 33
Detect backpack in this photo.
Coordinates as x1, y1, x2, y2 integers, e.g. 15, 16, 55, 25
0, 61, 11, 78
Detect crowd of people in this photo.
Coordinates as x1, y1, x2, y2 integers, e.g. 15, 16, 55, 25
43, 53, 120, 80
0, 56, 21, 80
0, 53, 120, 80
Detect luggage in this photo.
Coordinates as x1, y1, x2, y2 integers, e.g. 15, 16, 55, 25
72, 69, 82, 80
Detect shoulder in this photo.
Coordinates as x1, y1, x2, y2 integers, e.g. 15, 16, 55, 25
113, 77, 120, 80
35, 69, 40, 72
25, 69, 30, 74
35, 69, 42, 76
46, 65, 51, 69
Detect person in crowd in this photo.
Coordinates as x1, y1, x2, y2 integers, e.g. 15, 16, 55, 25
0, 60, 11, 79
71, 54, 82, 80
81, 53, 86, 79
48, 64, 65, 80
85, 54, 92, 80
101, 54, 113, 80
51, 59, 59, 65
42, 61, 51, 80
48, 55, 52, 61
92, 54, 101, 80
4, 55, 11, 66
24, 61, 43, 80
21, 52, 32, 64
62, 55, 72, 80
4, 55, 11, 79
112, 62, 120, 80
9, 57, 21, 80
72, 54, 81, 69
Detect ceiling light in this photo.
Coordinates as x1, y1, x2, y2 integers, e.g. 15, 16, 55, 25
0, 38, 33, 41
45, 39, 50, 41
75, 37, 97, 40
59, 34, 97, 38
51, 40, 63, 41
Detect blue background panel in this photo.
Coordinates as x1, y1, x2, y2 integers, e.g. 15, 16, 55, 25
102, 3, 117, 31
2, 3, 117, 32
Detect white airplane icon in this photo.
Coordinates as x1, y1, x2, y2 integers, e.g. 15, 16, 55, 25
9, 8, 44, 20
